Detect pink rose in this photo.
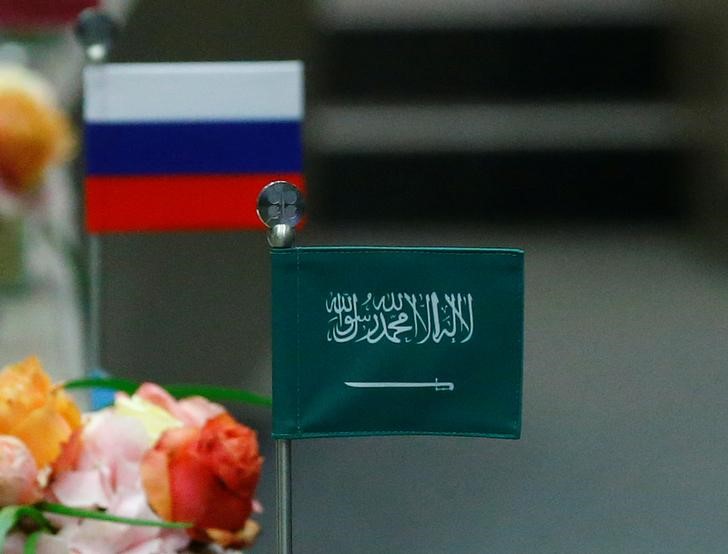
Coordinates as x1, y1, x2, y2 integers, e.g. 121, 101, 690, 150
0, 435, 42, 506
49, 412, 190, 553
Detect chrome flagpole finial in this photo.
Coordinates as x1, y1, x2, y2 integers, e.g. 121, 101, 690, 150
257, 181, 305, 249
75, 8, 119, 64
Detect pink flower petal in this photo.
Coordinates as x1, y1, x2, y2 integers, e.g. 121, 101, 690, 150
3, 533, 24, 554
134, 383, 178, 414
136, 383, 224, 427
120, 534, 189, 554
173, 396, 225, 427
51, 469, 109, 508
158, 530, 190, 552
120, 539, 165, 554
36, 534, 71, 554
114, 460, 142, 495
59, 516, 190, 554
58, 519, 132, 554
80, 412, 150, 468
3, 532, 70, 554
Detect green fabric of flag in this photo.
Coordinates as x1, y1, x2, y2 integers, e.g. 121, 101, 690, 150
271, 246, 524, 439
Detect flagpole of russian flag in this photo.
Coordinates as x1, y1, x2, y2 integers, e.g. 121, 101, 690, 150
84, 60, 304, 232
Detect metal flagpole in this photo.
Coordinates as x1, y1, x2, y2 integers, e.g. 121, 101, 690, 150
276, 437, 293, 553
257, 181, 305, 554
74, 9, 118, 376
87, 234, 101, 373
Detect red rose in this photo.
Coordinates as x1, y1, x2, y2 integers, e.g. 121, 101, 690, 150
141, 413, 263, 547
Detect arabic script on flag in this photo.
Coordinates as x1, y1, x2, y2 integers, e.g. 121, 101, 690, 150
326, 292, 474, 345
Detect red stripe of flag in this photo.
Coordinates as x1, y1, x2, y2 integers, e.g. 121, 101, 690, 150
0, 0, 98, 26
86, 173, 304, 233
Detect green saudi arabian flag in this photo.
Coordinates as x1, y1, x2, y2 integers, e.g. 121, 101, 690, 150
271, 246, 524, 439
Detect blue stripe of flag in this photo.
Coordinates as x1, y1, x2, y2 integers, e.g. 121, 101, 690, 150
86, 120, 302, 175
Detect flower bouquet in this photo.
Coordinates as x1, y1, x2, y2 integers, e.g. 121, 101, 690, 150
0, 357, 269, 553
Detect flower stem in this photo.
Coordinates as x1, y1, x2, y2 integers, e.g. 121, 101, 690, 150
36, 502, 191, 529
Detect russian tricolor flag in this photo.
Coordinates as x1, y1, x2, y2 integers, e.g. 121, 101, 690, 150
84, 61, 304, 233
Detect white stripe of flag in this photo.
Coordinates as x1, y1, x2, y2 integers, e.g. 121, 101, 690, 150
84, 61, 304, 123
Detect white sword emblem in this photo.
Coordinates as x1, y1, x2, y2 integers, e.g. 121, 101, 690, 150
344, 379, 454, 392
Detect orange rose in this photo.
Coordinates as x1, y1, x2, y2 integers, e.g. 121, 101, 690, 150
0, 66, 74, 193
141, 413, 263, 548
0, 357, 81, 467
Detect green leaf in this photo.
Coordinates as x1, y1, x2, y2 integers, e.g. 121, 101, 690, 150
17, 508, 52, 531
24, 530, 43, 554
0, 506, 53, 553
62, 378, 272, 407
37, 502, 191, 529
164, 384, 272, 407
62, 377, 139, 395
0, 506, 21, 552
